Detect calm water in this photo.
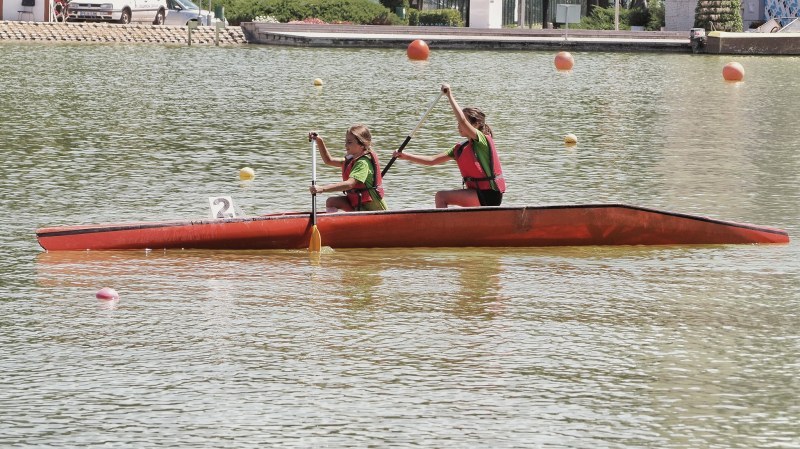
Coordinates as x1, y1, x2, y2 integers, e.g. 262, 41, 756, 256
1, 42, 799, 448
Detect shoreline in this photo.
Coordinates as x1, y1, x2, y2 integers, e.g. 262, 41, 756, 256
242, 23, 692, 52
1, 20, 689, 52
0, 20, 246, 46
4, 21, 798, 54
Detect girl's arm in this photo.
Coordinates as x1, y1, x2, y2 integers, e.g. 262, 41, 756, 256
392, 151, 451, 166
310, 177, 357, 194
442, 84, 478, 141
310, 133, 345, 167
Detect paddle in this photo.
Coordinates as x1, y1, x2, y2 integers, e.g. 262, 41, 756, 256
309, 139, 322, 252
381, 91, 443, 177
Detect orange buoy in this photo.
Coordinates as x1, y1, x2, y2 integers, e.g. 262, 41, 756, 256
554, 51, 574, 71
722, 62, 745, 81
407, 39, 430, 61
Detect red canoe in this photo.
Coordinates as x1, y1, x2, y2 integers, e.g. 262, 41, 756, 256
35, 204, 790, 251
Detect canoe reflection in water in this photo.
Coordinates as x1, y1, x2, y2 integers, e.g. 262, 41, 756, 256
35, 249, 512, 320
35, 250, 316, 302
441, 251, 507, 320
305, 249, 508, 313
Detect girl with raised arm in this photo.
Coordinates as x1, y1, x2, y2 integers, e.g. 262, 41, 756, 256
393, 84, 505, 208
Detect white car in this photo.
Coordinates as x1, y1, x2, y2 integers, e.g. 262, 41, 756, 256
67, 0, 167, 24
164, 0, 221, 26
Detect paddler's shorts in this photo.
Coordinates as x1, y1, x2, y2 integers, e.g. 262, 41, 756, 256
476, 189, 503, 206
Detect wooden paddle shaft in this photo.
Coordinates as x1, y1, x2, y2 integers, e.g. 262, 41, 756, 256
311, 140, 317, 226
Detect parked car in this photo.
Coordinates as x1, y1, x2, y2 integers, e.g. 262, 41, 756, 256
67, 0, 167, 24
164, 0, 222, 26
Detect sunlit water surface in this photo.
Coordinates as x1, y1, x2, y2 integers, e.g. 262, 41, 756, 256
1, 42, 799, 448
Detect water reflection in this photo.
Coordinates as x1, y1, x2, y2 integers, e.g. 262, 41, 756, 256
97, 297, 120, 310
311, 249, 386, 307
447, 252, 506, 320
27, 243, 800, 448
36, 248, 512, 319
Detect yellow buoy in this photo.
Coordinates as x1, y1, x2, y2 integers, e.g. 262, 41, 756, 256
239, 167, 255, 180
313, 78, 323, 86
564, 134, 578, 144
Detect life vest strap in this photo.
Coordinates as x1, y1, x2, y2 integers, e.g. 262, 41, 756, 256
463, 176, 495, 182
345, 185, 383, 209
345, 185, 382, 194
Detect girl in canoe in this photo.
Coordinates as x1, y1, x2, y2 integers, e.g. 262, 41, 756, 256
393, 84, 506, 208
309, 124, 388, 212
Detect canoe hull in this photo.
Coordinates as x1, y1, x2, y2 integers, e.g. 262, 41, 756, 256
35, 205, 790, 251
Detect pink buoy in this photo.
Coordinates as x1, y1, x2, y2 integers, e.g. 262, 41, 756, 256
96, 287, 119, 301
722, 62, 745, 81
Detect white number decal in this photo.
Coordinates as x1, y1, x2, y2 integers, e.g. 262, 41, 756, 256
209, 196, 237, 219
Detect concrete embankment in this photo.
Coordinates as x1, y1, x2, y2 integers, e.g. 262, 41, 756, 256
0, 20, 247, 45
242, 23, 692, 53
1, 20, 700, 53
2, 20, 797, 55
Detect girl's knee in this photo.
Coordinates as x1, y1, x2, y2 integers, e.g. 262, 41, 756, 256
434, 191, 449, 208
326, 196, 353, 212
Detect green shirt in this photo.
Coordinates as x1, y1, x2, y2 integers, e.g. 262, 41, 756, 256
445, 130, 498, 191
348, 156, 388, 211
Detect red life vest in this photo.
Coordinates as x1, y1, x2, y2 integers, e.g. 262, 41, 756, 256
453, 134, 506, 192
341, 150, 385, 209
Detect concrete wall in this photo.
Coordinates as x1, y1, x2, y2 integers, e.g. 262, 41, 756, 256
0, 20, 246, 45
666, 0, 696, 31
742, 0, 765, 28
706, 31, 800, 54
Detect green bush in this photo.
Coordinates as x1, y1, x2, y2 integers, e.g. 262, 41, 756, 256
378, 0, 409, 12
628, 7, 649, 26
370, 9, 406, 24
223, 0, 401, 26
571, 4, 665, 30
407, 8, 463, 26
647, 0, 665, 30
408, 8, 418, 24
572, 6, 632, 30
377, 0, 409, 22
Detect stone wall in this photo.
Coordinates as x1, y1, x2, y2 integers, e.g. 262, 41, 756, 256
0, 20, 247, 45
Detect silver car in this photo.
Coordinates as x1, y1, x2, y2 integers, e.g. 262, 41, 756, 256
164, 0, 221, 26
